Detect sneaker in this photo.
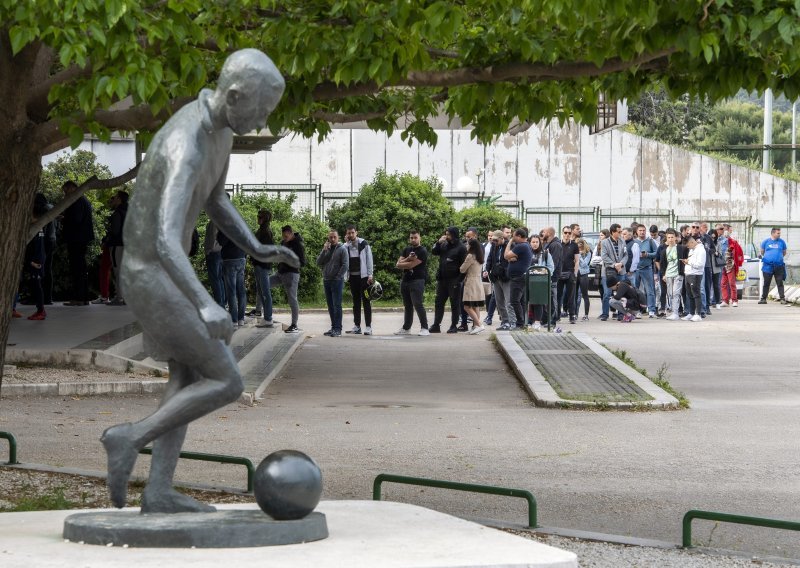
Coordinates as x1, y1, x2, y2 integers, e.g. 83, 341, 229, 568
284, 325, 300, 333
700, 313, 706, 318
238, 319, 245, 327
497, 323, 511, 331
393, 328, 410, 335
657, 312, 666, 318
469, 326, 485, 335
483, 318, 492, 326
622, 314, 634, 323
428, 325, 441, 333
363, 326, 373, 335
666, 313, 679, 320
554, 326, 563, 333
246, 309, 261, 317
107, 297, 126, 306
599, 315, 609, 321
63, 301, 89, 306
682, 314, 693, 321
346, 326, 362, 334
256, 319, 274, 328
27, 310, 46, 321
456, 323, 469, 332
581, 315, 589, 321
715, 303, 723, 310
758, 299, 767, 304
731, 301, 738, 307
330, 329, 342, 337
12, 309, 22, 318
446, 326, 458, 334
91, 296, 109, 304
418, 328, 430, 336
780, 299, 788, 305
323, 329, 333, 336
691, 314, 702, 322
648, 312, 655, 318
533, 322, 542, 331
569, 316, 576, 324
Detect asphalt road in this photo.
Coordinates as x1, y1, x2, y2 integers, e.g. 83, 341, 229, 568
1, 301, 798, 559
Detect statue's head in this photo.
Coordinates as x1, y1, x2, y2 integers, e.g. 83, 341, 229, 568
217, 49, 285, 135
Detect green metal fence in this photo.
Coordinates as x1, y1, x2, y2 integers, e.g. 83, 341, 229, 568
682, 509, 800, 548
372, 473, 538, 528
0, 432, 18, 465
139, 447, 255, 492
599, 207, 673, 233
225, 183, 323, 217
525, 207, 599, 232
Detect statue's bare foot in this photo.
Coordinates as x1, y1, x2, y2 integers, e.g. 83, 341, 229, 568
100, 423, 138, 508
141, 487, 217, 514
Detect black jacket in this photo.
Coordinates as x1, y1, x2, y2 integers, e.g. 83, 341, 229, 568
104, 203, 127, 247
61, 195, 94, 244
432, 238, 467, 281
277, 233, 306, 274
545, 238, 562, 282
485, 241, 509, 282
217, 231, 246, 260
658, 244, 688, 278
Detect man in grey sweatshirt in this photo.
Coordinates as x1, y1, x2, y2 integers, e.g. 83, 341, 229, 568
317, 229, 350, 336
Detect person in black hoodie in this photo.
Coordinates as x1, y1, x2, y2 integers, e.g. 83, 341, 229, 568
270, 225, 306, 333
251, 209, 275, 327
25, 195, 49, 320
429, 226, 467, 333
60, 180, 95, 305
106, 190, 128, 305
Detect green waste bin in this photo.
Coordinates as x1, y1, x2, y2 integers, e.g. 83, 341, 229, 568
525, 266, 552, 331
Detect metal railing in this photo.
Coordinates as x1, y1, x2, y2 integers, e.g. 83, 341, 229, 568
682, 509, 800, 548
0, 432, 18, 465
139, 447, 255, 492
372, 473, 538, 528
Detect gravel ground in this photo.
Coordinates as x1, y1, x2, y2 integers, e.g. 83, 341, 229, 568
0, 468, 250, 511
0, 467, 791, 566
507, 531, 794, 567
2, 365, 161, 384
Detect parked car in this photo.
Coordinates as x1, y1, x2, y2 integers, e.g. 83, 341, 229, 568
737, 242, 761, 299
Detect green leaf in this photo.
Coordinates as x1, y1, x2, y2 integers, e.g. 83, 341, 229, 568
8, 26, 31, 55
778, 16, 795, 44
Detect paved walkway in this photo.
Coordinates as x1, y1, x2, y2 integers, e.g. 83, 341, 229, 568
1, 300, 800, 560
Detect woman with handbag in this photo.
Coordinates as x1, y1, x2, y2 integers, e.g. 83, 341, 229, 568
459, 238, 486, 335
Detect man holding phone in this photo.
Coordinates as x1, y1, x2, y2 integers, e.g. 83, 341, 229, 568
395, 230, 429, 335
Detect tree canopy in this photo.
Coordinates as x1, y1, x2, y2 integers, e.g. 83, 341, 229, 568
7, 0, 800, 155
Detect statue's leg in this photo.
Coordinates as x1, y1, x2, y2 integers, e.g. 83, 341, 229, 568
102, 341, 242, 509
141, 360, 215, 513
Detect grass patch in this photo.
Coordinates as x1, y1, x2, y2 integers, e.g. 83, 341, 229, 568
4, 487, 77, 512
608, 349, 690, 409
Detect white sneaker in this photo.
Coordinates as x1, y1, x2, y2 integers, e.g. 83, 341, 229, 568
691, 314, 702, 322
346, 326, 362, 334
393, 328, 410, 335
715, 303, 723, 310
468, 326, 485, 335
238, 319, 245, 327
666, 313, 680, 321
682, 314, 693, 321
731, 301, 738, 307
363, 326, 372, 335
533, 322, 542, 331
418, 328, 430, 336
256, 319, 274, 328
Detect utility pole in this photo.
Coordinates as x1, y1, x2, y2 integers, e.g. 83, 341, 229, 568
763, 89, 773, 172
792, 100, 797, 171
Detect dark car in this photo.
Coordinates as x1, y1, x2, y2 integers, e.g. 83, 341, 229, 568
579, 232, 602, 294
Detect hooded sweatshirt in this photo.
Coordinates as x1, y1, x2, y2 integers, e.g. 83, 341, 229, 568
432, 227, 467, 280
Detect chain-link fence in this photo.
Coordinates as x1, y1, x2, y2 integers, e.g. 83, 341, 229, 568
226, 184, 323, 216
599, 208, 673, 233
525, 207, 599, 233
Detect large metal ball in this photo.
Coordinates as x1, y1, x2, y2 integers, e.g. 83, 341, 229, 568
254, 450, 322, 520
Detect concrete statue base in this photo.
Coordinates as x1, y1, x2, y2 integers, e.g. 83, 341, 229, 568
63, 509, 328, 548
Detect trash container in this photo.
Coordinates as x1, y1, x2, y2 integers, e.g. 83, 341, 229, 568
525, 266, 552, 331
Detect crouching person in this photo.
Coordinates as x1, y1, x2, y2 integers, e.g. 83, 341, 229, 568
606, 275, 643, 323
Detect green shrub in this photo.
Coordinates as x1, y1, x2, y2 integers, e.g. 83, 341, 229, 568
326, 170, 456, 299
455, 205, 522, 239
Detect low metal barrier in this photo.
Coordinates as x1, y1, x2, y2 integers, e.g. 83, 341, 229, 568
372, 473, 537, 528
682, 509, 800, 548
0, 431, 18, 464
139, 448, 255, 492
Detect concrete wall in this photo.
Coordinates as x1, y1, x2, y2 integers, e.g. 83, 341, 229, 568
47, 124, 798, 247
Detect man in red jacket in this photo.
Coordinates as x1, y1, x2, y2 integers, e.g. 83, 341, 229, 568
720, 224, 744, 307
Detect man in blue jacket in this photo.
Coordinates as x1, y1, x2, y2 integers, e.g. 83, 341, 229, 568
759, 227, 788, 304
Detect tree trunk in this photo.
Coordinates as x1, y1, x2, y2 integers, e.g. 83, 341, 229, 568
0, 141, 43, 394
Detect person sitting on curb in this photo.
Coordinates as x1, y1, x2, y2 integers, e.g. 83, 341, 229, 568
606, 275, 643, 323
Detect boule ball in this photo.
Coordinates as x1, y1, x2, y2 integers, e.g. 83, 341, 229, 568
254, 450, 322, 520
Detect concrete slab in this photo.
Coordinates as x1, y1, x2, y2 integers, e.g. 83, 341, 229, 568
0, 501, 577, 568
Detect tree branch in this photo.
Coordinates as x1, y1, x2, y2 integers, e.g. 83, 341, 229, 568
311, 109, 390, 123
313, 48, 677, 101
27, 165, 140, 241
26, 64, 94, 119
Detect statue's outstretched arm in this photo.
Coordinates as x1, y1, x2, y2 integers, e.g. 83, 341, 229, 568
206, 188, 300, 268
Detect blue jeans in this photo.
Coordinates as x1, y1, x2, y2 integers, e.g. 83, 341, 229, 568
636, 266, 656, 313
222, 258, 246, 323
323, 279, 344, 332
254, 265, 273, 320
701, 268, 710, 312
205, 252, 226, 307
601, 274, 611, 317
